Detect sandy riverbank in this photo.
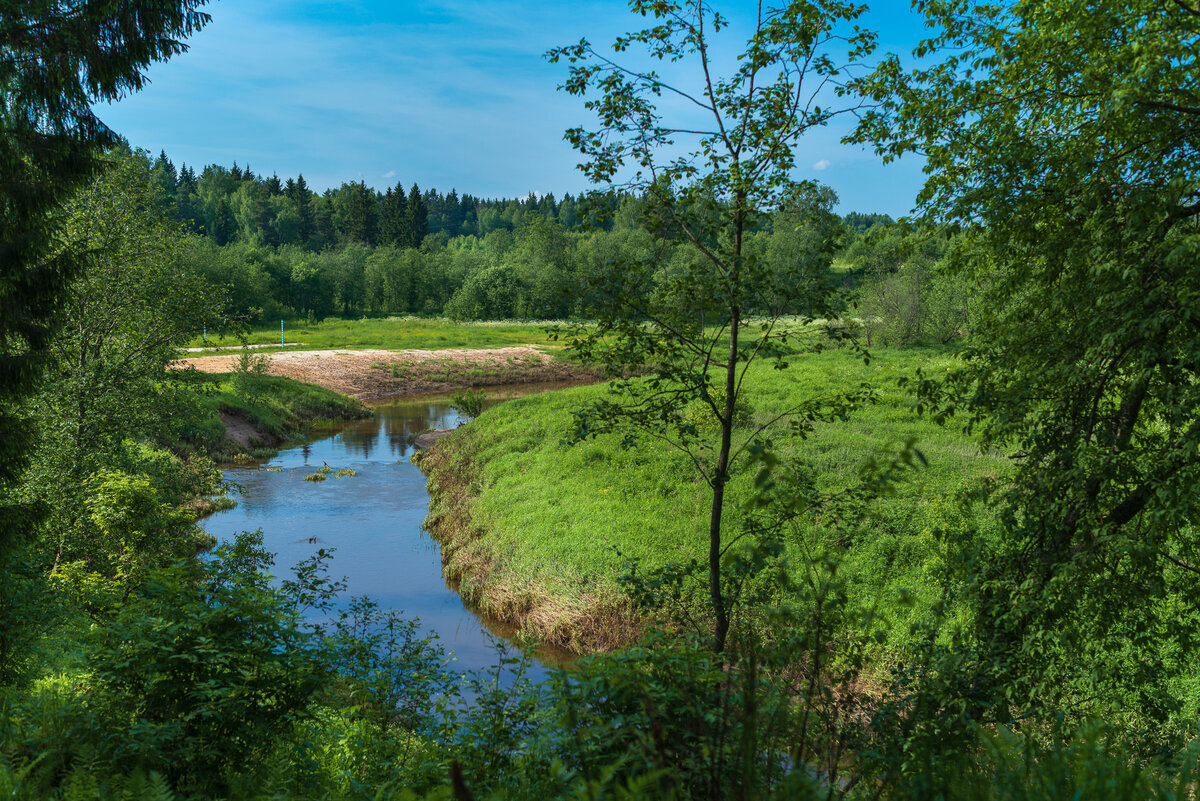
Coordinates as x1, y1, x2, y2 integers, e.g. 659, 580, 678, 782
175, 347, 597, 400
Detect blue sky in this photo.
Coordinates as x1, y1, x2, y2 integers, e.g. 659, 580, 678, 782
100, 1, 933, 217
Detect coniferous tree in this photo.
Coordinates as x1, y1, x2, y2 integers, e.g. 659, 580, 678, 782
403, 182, 428, 247
378, 182, 405, 245
311, 192, 336, 249
252, 183, 276, 245
266, 173, 282, 195
338, 181, 377, 246
291, 174, 314, 245
176, 164, 201, 232
461, 194, 478, 235
445, 189, 463, 234
150, 150, 177, 194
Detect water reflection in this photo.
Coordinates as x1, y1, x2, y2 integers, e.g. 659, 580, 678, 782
201, 386, 585, 675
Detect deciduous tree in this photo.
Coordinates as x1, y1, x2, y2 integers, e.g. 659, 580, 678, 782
853, 0, 1200, 731
548, 0, 876, 652
0, 0, 211, 682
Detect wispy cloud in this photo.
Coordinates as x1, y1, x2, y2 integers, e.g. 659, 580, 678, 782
813, 159, 831, 171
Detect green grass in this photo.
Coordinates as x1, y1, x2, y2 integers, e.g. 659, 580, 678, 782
185, 315, 566, 354
421, 346, 1007, 651
184, 314, 849, 359
185, 372, 369, 458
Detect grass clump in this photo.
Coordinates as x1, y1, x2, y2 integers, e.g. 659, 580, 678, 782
303, 473, 328, 483
451, 388, 486, 420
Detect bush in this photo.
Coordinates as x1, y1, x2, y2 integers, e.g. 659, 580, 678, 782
230, 348, 272, 402
451, 388, 487, 421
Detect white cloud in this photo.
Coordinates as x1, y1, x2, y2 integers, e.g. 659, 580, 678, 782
383, 169, 397, 179
813, 159, 831, 171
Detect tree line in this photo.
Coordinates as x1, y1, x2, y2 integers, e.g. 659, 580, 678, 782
144, 148, 962, 340
147, 148, 597, 249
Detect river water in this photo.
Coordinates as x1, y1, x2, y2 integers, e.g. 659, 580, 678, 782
200, 387, 570, 675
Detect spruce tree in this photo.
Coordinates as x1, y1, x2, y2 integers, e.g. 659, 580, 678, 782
150, 150, 178, 212
445, 189, 463, 234
379, 182, 405, 245
151, 150, 177, 188
253, 183, 275, 245
338, 181, 376, 246
311, 193, 336, 249
175, 164, 200, 231
403, 182, 428, 247
211, 197, 236, 245
292, 174, 314, 245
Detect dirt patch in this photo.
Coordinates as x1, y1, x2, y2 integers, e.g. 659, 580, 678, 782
175, 347, 596, 400
219, 410, 268, 448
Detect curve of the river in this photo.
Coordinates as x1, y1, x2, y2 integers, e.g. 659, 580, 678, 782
200, 386, 574, 676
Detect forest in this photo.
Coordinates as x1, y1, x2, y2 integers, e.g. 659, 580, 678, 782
3, 0, 1200, 799
134, 146, 907, 328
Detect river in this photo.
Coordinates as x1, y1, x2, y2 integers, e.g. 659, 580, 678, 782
200, 386, 573, 675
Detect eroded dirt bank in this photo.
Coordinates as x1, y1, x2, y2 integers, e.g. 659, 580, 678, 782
175, 347, 596, 400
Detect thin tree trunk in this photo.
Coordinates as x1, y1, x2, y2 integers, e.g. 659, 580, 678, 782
709, 371, 733, 653
709, 199, 744, 654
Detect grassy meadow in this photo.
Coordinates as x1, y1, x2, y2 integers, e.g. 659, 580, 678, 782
186, 315, 565, 354
419, 345, 1008, 653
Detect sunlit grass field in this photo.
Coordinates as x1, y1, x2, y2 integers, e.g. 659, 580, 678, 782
183, 314, 847, 357
184, 316, 566, 353
424, 345, 1008, 650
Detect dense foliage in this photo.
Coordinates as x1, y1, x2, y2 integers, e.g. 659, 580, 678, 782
131, 148, 923, 327
852, 0, 1200, 745
547, 0, 879, 653
0, 0, 212, 689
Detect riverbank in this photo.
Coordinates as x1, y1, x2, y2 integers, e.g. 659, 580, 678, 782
183, 371, 371, 460
416, 433, 642, 653
414, 347, 1009, 655
177, 346, 598, 400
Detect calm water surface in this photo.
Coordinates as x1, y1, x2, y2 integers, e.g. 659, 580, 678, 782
201, 388, 571, 675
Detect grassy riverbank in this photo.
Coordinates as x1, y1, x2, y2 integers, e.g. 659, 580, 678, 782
181, 369, 370, 460
417, 346, 1009, 653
